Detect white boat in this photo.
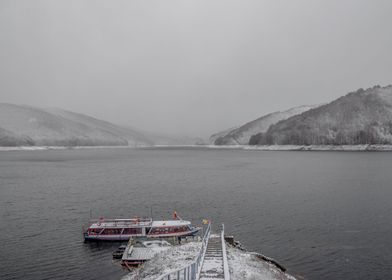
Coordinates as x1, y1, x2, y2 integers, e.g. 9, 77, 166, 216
83, 212, 200, 241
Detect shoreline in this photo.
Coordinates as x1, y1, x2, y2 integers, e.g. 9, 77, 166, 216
1, 144, 392, 152
0, 145, 138, 152
242, 144, 392, 151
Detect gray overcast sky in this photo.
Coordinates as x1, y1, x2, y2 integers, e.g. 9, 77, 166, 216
1, 0, 392, 137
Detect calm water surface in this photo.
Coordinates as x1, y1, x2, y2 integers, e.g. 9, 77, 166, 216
1, 147, 391, 280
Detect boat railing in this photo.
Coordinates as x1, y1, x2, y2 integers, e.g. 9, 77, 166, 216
88, 218, 153, 226
155, 222, 211, 280
89, 218, 152, 222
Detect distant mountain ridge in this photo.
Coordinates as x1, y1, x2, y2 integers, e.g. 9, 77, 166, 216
249, 85, 392, 145
0, 103, 152, 147
212, 105, 317, 145
4, 85, 392, 147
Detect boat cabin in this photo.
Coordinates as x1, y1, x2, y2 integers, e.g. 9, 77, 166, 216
84, 217, 199, 241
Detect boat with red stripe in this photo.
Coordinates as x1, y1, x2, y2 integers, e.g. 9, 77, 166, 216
83, 212, 200, 241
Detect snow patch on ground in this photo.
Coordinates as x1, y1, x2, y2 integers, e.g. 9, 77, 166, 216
227, 246, 296, 280
122, 241, 201, 280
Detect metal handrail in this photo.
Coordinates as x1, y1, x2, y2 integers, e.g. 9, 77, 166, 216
221, 224, 230, 280
156, 222, 211, 280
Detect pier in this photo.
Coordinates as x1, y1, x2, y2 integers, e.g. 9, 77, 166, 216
157, 223, 230, 280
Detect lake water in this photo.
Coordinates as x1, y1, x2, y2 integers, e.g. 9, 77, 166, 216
1, 147, 391, 280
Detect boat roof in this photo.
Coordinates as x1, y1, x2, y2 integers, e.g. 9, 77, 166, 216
151, 220, 191, 227
89, 218, 152, 228
89, 218, 191, 229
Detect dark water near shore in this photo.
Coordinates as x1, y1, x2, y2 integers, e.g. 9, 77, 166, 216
1, 147, 392, 280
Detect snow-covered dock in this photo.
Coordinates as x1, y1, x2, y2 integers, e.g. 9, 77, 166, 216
122, 223, 296, 280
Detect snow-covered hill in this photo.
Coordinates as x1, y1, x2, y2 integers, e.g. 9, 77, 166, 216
209, 127, 238, 145
250, 85, 392, 145
212, 105, 316, 145
0, 103, 152, 147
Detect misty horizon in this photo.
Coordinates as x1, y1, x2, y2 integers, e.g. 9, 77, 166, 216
1, 0, 392, 137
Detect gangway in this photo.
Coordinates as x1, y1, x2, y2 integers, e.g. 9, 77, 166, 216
199, 233, 225, 279
156, 223, 230, 280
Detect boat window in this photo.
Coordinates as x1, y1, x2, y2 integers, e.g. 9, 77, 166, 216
88, 228, 102, 234
122, 227, 142, 235
171, 226, 186, 233
150, 227, 170, 234
171, 226, 184, 233
101, 228, 122, 235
